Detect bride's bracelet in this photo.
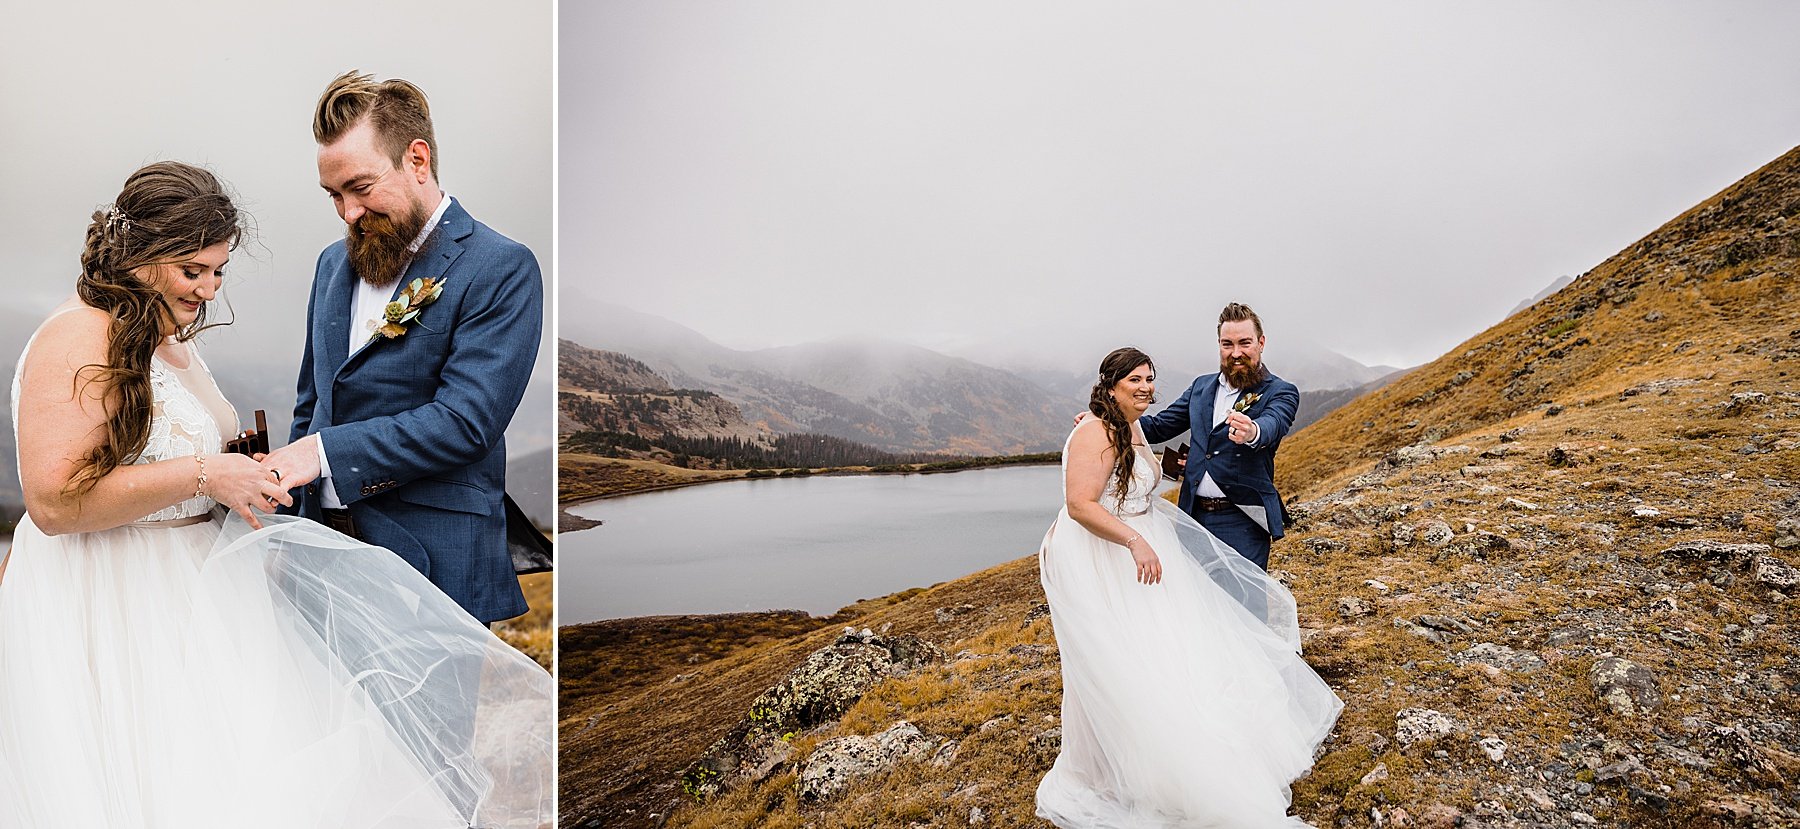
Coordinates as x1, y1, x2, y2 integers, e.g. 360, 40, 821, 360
193, 452, 208, 499
1120, 533, 1141, 548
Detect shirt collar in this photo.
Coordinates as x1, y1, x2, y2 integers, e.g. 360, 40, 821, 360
1217, 372, 1240, 395
408, 192, 453, 253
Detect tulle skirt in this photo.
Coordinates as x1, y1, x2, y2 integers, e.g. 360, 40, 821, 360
0, 511, 552, 829
1036, 499, 1342, 828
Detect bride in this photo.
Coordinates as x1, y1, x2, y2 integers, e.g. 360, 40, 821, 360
1036, 347, 1342, 828
0, 162, 551, 828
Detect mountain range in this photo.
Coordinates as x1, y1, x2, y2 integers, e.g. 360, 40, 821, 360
557, 293, 1400, 457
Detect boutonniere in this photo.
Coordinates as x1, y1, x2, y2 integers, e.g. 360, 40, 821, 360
1232, 392, 1262, 413
368, 277, 447, 341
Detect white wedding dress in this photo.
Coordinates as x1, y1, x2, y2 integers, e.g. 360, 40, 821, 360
0, 314, 553, 828
1036, 423, 1343, 828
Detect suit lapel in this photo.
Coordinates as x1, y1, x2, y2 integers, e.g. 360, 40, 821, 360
334, 199, 472, 380
320, 260, 356, 375
1193, 373, 1220, 456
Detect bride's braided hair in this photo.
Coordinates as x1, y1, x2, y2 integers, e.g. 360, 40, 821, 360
69, 162, 243, 495
1088, 347, 1155, 507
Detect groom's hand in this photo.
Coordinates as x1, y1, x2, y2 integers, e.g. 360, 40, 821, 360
258, 434, 323, 490
1224, 411, 1259, 445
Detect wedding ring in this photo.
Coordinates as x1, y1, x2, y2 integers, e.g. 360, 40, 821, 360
271, 468, 283, 482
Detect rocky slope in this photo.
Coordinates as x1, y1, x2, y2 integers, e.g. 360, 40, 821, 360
559, 339, 768, 445
558, 145, 1800, 829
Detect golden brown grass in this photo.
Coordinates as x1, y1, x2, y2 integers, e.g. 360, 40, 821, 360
494, 571, 553, 671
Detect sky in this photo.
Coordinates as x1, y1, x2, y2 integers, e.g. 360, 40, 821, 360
1, 1, 554, 457
561, 1, 1800, 371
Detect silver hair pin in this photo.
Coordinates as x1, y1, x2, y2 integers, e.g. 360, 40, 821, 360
104, 205, 133, 236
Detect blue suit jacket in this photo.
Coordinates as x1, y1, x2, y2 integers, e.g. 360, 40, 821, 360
288, 198, 541, 623
1139, 370, 1298, 540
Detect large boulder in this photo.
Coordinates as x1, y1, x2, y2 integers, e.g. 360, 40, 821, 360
682, 629, 944, 799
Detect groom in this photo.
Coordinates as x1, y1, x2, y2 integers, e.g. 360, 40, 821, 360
262, 71, 542, 624
1141, 303, 1297, 570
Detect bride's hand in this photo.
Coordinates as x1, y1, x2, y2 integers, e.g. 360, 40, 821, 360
1127, 537, 1162, 585
201, 453, 292, 529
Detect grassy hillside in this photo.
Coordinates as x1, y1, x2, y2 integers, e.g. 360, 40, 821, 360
559, 146, 1800, 829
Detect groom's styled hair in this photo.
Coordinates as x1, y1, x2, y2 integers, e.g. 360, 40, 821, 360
1218, 302, 1264, 338
313, 70, 440, 180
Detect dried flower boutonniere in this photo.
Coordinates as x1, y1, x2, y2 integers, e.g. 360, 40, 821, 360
369, 277, 447, 341
1232, 392, 1262, 413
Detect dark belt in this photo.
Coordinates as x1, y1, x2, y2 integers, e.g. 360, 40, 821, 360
1193, 497, 1235, 512
321, 508, 359, 539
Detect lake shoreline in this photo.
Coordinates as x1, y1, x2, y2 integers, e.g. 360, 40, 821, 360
556, 455, 1061, 533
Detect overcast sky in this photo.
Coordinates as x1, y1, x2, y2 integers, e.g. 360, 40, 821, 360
562, 1, 1800, 371
1, 0, 553, 453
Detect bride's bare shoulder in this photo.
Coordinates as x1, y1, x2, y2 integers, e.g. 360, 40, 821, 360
1067, 416, 1114, 453
22, 304, 112, 371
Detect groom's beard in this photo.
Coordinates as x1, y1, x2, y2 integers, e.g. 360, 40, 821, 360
345, 200, 429, 288
1220, 356, 1266, 390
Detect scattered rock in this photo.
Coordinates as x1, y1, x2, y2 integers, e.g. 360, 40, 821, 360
977, 715, 1014, 734
1662, 539, 1770, 567
1708, 724, 1794, 785
1393, 617, 1445, 644
1023, 603, 1052, 625
1631, 506, 1662, 518
1726, 391, 1769, 413
1521, 787, 1556, 810
1419, 520, 1455, 548
1460, 463, 1515, 477
1503, 497, 1540, 511
1477, 736, 1507, 762
967, 805, 987, 825
1336, 597, 1375, 618
1751, 554, 1798, 589
1594, 756, 1646, 783
930, 739, 960, 768
1268, 569, 1296, 588
1416, 803, 1464, 829
1589, 657, 1661, 717
1360, 762, 1389, 785
1419, 614, 1479, 635
1365, 579, 1391, 592
934, 604, 977, 622
1395, 707, 1459, 749
1774, 518, 1800, 550
798, 721, 936, 801
1031, 726, 1062, 757
1453, 642, 1545, 673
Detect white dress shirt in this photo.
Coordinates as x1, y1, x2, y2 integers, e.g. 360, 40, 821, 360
1195, 372, 1259, 498
319, 192, 453, 508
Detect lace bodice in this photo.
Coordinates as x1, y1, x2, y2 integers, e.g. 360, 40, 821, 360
12, 313, 236, 522
1061, 421, 1159, 517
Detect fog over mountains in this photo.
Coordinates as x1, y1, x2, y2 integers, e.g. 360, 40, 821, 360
559, 291, 1406, 457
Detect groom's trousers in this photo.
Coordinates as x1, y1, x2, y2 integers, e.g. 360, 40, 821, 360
1192, 501, 1271, 571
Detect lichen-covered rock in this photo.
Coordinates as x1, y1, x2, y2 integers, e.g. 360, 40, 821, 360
1419, 520, 1455, 548
1453, 642, 1545, 673
1336, 596, 1375, 618
798, 721, 936, 801
682, 630, 944, 799
1774, 517, 1800, 550
1394, 707, 1459, 748
1661, 539, 1770, 566
1751, 554, 1798, 589
1589, 657, 1661, 717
